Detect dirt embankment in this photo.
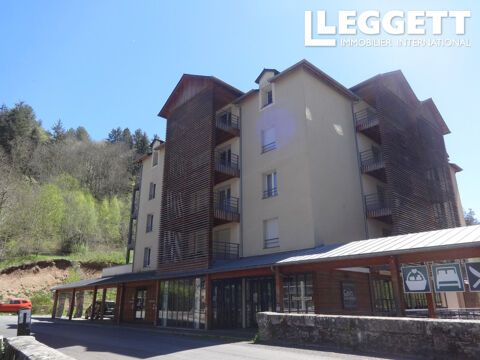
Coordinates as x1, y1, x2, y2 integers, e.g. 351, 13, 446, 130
0, 259, 114, 299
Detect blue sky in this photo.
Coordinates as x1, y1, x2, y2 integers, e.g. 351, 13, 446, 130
1, 1, 479, 214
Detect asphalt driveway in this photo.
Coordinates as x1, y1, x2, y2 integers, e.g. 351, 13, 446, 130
0, 315, 407, 359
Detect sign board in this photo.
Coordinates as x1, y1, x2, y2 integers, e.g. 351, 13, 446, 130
401, 265, 431, 293
17, 308, 31, 336
341, 282, 357, 309
465, 262, 480, 292
432, 263, 465, 292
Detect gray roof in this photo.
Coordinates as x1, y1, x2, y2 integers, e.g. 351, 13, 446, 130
53, 225, 480, 291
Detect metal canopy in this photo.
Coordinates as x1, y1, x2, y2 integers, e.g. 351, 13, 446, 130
52, 225, 480, 291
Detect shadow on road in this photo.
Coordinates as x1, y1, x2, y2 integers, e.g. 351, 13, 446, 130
31, 317, 238, 359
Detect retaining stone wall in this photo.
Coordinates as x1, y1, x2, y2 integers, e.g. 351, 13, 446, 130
257, 312, 480, 359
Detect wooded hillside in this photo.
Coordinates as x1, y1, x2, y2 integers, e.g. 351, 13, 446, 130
0, 102, 154, 262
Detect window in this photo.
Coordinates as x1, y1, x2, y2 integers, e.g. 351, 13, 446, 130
146, 214, 154, 233
260, 84, 273, 108
283, 273, 314, 313
217, 145, 232, 166
215, 187, 231, 211
264, 218, 279, 248
262, 127, 276, 153
149, 182, 156, 200
152, 151, 158, 167
263, 171, 278, 198
143, 247, 151, 267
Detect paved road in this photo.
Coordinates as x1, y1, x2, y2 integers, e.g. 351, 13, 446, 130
0, 316, 403, 359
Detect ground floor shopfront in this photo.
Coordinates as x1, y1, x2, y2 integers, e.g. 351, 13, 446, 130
52, 226, 480, 329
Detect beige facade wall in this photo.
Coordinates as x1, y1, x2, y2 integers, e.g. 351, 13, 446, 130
133, 146, 165, 272
301, 71, 367, 246
240, 68, 366, 257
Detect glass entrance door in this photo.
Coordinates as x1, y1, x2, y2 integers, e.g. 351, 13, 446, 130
211, 279, 242, 329
246, 277, 275, 328
135, 288, 146, 321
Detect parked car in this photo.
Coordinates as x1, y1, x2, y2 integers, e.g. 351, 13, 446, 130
85, 300, 115, 319
0, 298, 32, 312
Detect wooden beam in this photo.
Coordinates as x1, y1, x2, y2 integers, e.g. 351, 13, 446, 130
100, 288, 107, 320
274, 267, 284, 312
210, 267, 273, 280
67, 289, 76, 320
153, 280, 160, 326
388, 256, 405, 316
116, 283, 124, 324
90, 287, 97, 321
426, 293, 436, 318
51, 291, 58, 319
205, 274, 211, 330
312, 272, 322, 314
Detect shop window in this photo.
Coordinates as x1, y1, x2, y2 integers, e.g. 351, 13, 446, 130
158, 277, 205, 329
283, 273, 314, 313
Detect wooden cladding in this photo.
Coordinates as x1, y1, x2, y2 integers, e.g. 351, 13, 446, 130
158, 79, 241, 274
374, 81, 460, 235
158, 88, 215, 273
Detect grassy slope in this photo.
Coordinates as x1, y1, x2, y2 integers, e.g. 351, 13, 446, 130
0, 250, 125, 315
0, 250, 126, 271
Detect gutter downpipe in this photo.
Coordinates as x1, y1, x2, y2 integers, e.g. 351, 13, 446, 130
239, 105, 244, 258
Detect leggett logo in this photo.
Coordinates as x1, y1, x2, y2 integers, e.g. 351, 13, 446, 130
305, 10, 472, 48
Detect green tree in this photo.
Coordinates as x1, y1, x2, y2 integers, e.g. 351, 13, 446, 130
51, 119, 66, 142
98, 196, 123, 246
133, 129, 149, 154
0, 102, 45, 153
75, 126, 90, 142
61, 189, 98, 253
122, 128, 133, 148
31, 183, 66, 254
107, 127, 123, 143
465, 209, 480, 226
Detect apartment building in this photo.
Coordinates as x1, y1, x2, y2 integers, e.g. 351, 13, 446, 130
53, 60, 475, 329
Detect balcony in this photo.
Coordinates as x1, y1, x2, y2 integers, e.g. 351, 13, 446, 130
355, 109, 381, 143
263, 187, 278, 199
215, 151, 240, 184
264, 237, 279, 249
213, 195, 240, 225
262, 141, 276, 154
360, 148, 386, 182
365, 192, 392, 223
215, 110, 240, 145
212, 241, 240, 261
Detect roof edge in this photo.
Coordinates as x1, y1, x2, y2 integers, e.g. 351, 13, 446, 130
269, 59, 358, 101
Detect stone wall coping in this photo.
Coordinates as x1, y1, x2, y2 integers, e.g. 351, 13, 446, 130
5, 336, 74, 360
258, 311, 480, 324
